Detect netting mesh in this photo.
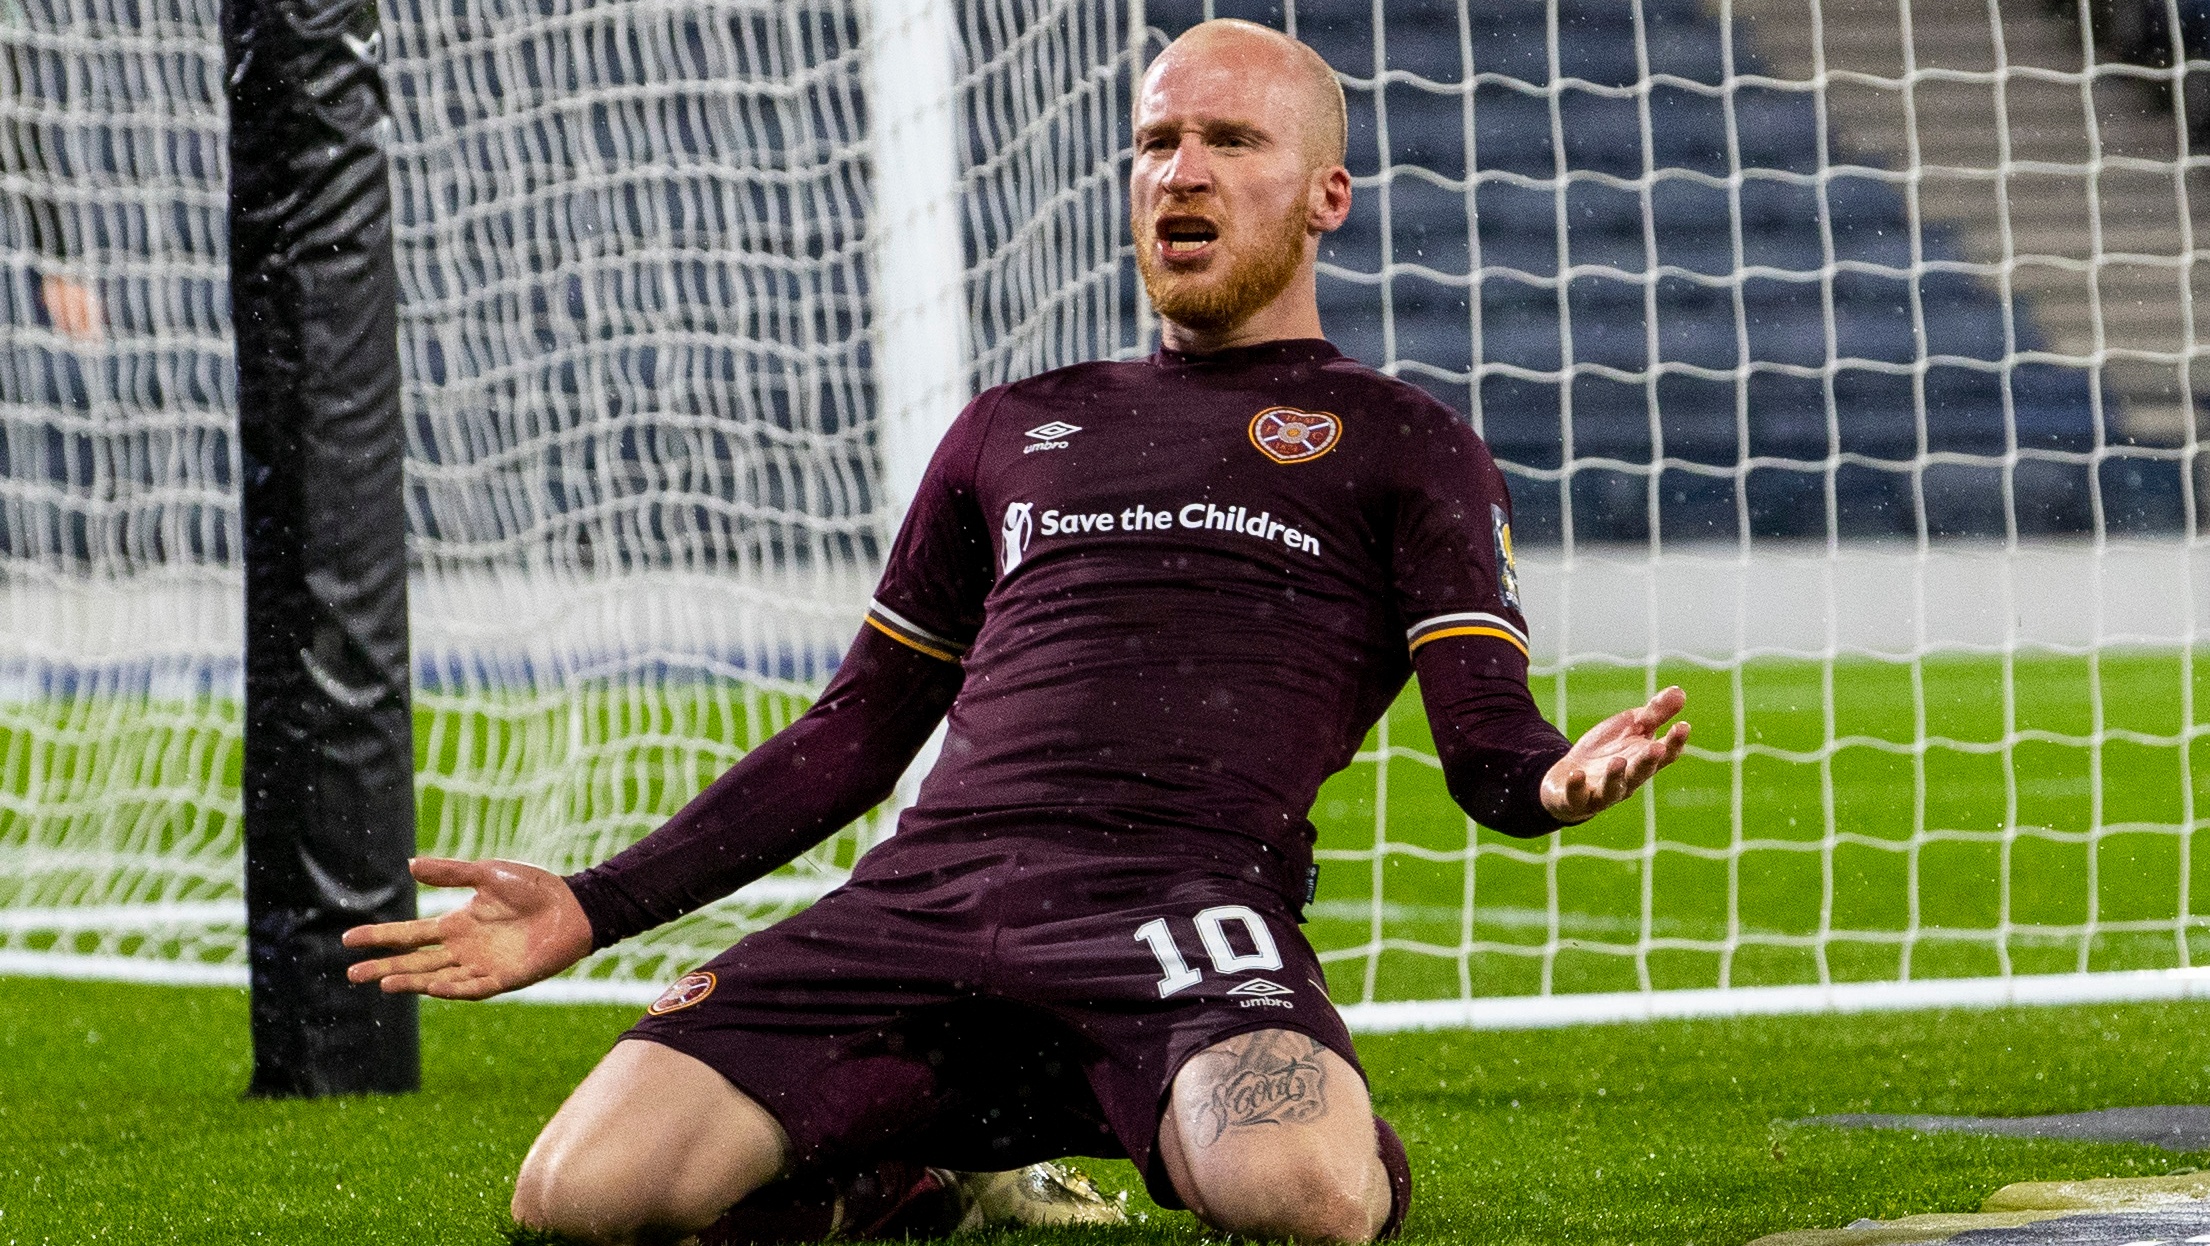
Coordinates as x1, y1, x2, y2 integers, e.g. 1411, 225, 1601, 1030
1248, 0, 2210, 1009
0, 0, 241, 971
391, 0, 1140, 987
0, 0, 1142, 989
389, 0, 892, 985
955, 0, 1142, 389
5, 0, 2207, 1016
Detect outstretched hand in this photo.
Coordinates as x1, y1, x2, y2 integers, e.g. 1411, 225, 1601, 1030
342, 857, 594, 1001
1541, 685, 1690, 824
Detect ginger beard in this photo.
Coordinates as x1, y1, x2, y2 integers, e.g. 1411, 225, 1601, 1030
1136, 190, 1313, 336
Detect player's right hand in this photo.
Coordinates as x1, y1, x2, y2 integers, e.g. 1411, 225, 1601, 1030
1541, 685, 1690, 824
341, 857, 595, 1000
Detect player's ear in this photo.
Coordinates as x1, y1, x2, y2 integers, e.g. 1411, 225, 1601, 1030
1308, 162, 1351, 233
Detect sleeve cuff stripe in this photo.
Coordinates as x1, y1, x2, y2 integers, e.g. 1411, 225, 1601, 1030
868, 599, 966, 650
1406, 611, 1528, 648
864, 613, 965, 662
1407, 625, 1530, 658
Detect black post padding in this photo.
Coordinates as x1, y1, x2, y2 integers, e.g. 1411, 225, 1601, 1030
226, 0, 418, 1097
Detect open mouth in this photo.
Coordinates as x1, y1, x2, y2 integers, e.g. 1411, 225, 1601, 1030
1156, 215, 1218, 258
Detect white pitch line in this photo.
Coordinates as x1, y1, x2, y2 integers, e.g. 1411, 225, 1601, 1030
11, 957, 2210, 1031
0, 950, 246, 987
1335, 967, 2210, 1033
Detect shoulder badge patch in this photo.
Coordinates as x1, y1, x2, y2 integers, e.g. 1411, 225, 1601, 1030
1248, 406, 1341, 465
1491, 503, 1521, 611
647, 970, 717, 1015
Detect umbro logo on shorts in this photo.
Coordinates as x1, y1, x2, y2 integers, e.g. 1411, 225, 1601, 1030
648, 970, 717, 1015
1023, 421, 1082, 454
1228, 978, 1296, 1009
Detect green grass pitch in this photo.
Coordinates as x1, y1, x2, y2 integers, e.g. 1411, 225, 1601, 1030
5, 651, 2210, 1242
407, 648, 2210, 1000
1305, 649, 2210, 1003
5, 649, 2209, 999
2, 976, 2208, 1243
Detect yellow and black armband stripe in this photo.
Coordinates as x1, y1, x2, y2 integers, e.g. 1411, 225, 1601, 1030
1406, 610, 1529, 658
864, 600, 971, 662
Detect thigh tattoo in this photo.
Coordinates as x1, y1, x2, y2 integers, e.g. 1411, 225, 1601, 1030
1193, 1030, 1329, 1146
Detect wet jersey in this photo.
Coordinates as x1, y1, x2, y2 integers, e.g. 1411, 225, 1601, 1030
564, 336, 1563, 948
864, 337, 1532, 872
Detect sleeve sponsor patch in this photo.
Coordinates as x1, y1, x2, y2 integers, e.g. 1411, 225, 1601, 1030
1491, 503, 1521, 612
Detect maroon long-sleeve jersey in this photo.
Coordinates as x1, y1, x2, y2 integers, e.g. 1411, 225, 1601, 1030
876, 335, 1544, 853
568, 338, 1569, 947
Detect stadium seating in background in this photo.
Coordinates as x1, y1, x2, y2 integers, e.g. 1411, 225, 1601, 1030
1150, 0, 2180, 542
2071, 0, 2210, 150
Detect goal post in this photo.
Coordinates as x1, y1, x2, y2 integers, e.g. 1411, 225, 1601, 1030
866, 0, 969, 520
8, 0, 2210, 1032
226, 0, 420, 1096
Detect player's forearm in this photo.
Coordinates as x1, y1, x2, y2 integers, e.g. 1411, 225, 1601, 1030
563, 626, 962, 948
1414, 639, 1572, 839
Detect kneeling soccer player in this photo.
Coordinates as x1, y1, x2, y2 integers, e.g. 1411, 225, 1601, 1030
346, 19, 1689, 1244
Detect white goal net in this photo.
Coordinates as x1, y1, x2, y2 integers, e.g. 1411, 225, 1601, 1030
0, 0, 1145, 993
0, 0, 242, 980
5, 0, 2209, 1026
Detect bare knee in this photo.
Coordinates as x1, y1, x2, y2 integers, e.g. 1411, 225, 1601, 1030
509, 1160, 562, 1232
1189, 1148, 1380, 1243
510, 1118, 725, 1244
511, 1143, 645, 1244
510, 1040, 788, 1244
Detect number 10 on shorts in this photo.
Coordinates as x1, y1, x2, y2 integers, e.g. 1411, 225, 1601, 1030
1133, 906, 1284, 997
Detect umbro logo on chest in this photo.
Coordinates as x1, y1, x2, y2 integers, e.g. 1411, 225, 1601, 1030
1023, 421, 1082, 454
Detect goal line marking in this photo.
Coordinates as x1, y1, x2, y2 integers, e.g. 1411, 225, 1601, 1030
1337, 968, 2210, 1032
6, 952, 2206, 1031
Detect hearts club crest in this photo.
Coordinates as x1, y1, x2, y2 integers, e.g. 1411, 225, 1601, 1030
1248, 407, 1341, 465
647, 970, 717, 1015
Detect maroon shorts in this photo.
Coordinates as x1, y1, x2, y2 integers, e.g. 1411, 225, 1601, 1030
621, 830, 1361, 1206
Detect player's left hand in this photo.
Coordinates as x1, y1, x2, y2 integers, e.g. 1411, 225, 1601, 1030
1540, 686, 1689, 824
